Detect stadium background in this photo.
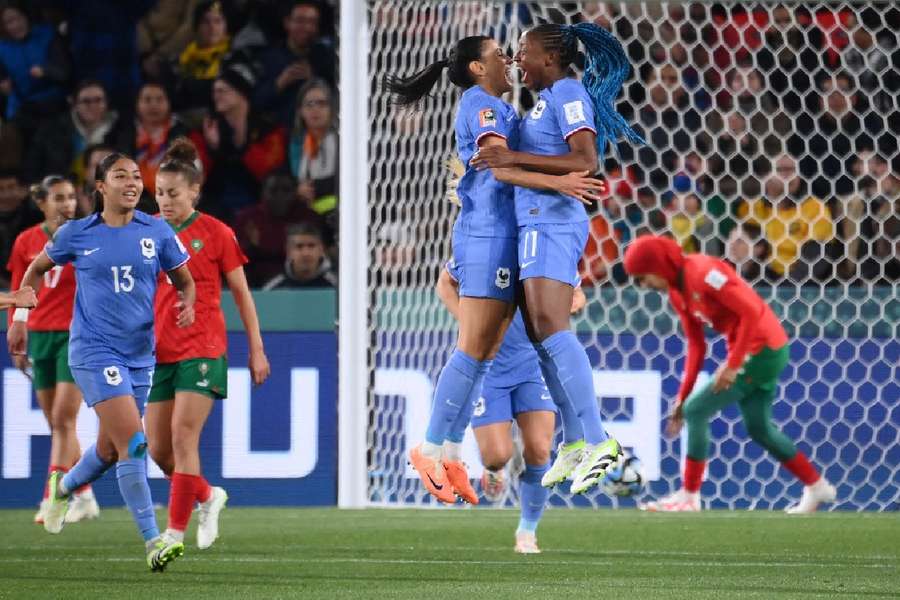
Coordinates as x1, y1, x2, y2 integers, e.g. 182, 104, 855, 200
0, 1, 897, 513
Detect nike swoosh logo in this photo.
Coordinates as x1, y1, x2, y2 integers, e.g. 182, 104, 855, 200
83, 248, 100, 255
520, 261, 535, 269
540, 393, 552, 400
426, 472, 444, 491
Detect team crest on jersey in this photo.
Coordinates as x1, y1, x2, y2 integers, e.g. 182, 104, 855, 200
479, 108, 497, 127
530, 99, 547, 120
103, 366, 123, 386
140, 238, 156, 259
495, 267, 511, 289
191, 239, 203, 252
199, 362, 209, 376
473, 396, 486, 417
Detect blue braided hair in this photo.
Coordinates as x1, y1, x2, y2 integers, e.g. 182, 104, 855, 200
530, 23, 645, 157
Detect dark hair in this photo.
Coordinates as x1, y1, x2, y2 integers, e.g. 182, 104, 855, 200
527, 23, 644, 156
29, 174, 69, 204
72, 78, 107, 100
287, 222, 323, 243
385, 35, 490, 106
294, 78, 336, 131
158, 137, 203, 186
92, 151, 131, 213
193, 0, 227, 30
285, 0, 322, 20
0, 168, 21, 182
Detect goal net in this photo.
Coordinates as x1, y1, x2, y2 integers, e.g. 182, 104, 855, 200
365, 1, 899, 510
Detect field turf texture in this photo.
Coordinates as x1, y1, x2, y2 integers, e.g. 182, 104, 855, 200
0, 507, 897, 599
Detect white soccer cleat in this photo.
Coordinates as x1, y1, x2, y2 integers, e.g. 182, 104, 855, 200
639, 489, 701, 512
43, 471, 69, 534
34, 499, 49, 524
570, 439, 622, 494
197, 486, 228, 549
514, 531, 541, 554
65, 489, 100, 523
785, 479, 836, 514
480, 469, 506, 503
541, 441, 586, 488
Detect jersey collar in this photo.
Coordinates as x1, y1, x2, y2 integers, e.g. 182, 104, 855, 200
168, 211, 200, 232
84, 210, 153, 228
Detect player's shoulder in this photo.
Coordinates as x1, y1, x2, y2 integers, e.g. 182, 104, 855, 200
55, 214, 98, 238
684, 254, 738, 293
461, 85, 510, 114
549, 77, 589, 101
14, 223, 46, 245
134, 211, 175, 235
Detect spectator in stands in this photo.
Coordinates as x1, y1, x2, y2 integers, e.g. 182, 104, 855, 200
262, 222, 335, 289
0, 1, 69, 139
138, 0, 202, 79
289, 78, 337, 218
191, 62, 287, 224
115, 82, 189, 205
255, 0, 335, 127
75, 142, 112, 216
60, 0, 155, 113
0, 169, 40, 287
235, 172, 328, 287
172, 1, 231, 120
25, 79, 122, 185
725, 222, 774, 283
736, 154, 834, 281
669, 190, 713, 254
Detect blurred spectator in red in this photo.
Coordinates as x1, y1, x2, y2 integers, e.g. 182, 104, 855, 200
191, 62, 287, 224
171, 1, 231, 122
255, 0, 335, 127
76, 142, 113, 216
235, 172, 328, 287
24, 79, 122, 185
289, 78, 337, 218
579, 209, 619, 286
0, 1, 69, 140
262, 222, 335, 289
138, 0, 202, 79
0, 169, 40, 287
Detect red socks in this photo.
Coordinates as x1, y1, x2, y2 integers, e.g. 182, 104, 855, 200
683, 457, 706, 492
783, 452, 820, 485
168, 473, 213, 532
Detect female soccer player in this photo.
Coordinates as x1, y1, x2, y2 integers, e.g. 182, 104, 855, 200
7, 176, 99, 525
12, 152, 196, 571
436, 263, 586, 553
622, 235, 836, 513
145, 138, 270, 549
386, 35, 606, 503
471, 23, 643, 494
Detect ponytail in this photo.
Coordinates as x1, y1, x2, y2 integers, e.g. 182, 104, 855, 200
385, 35, 490, 106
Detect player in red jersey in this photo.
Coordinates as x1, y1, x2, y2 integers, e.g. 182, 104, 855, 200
6, 176, 100, 524
144, 138, 270, 549
623, 235, 836, 513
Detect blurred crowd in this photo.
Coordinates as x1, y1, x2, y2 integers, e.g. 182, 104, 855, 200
0, 0, 338, 290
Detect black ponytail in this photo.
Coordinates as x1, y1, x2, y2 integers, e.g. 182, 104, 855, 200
385, 35, 490, 106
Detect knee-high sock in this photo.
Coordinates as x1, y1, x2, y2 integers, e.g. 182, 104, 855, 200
60, 445, 112, 495
116, 459, 160, 542
445, 360, 493, 445
783, 452, 820, 485
518, 462, 550, 533
425, 350, 490, 446
535, 353, 584, 444
536, 331, 607, 444
168, 473, 199, 532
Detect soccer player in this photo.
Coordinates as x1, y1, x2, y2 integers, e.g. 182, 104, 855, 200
386, 35, 605, 503
471, 23, 644, 493
7, 176, 99, 525
622, 235, 836, 513
12, 152, 196, 570
436, 264, 586, 553
145, 138, 271, 549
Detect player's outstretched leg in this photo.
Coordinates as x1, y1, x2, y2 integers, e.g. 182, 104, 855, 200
44, 444, 114, 533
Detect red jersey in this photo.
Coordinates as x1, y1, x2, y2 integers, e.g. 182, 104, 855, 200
670, 254, 788, 403
6, 224, 75, 331
154, 212, 248, 363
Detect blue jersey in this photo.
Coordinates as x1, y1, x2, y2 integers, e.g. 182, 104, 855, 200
515, 78, 596, 226
46, 211, 189, 368
489, 310, 542, 387
454, 85, 519, 239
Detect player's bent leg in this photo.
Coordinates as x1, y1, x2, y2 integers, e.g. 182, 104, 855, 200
145, 399, 176, 476
51, 383, 99, 523
514, 410, 554, 554
473, 422, 514, 503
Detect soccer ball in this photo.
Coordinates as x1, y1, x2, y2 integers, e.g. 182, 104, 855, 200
600, 455, 645, 497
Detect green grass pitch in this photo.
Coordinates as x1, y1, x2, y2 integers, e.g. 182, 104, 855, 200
0, 507, 897, 599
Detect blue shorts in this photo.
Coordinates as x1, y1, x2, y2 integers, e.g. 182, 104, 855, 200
451, 229, 518, 303
71, 364, 154, 409
471, 376, 555, 428
518, 222, 587, 286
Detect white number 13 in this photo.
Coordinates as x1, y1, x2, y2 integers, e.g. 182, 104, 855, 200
111, 265, 134, 293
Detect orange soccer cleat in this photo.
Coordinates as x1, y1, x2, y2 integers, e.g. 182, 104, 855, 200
443, 460, 479, 505
408, 445, 456, 504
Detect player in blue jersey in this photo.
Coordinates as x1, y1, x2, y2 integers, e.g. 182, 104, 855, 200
386, 36, 606, 503
12, 152, 196, 571
472, 24, 644, 494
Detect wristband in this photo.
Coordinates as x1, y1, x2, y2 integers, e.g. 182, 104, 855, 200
12, 308, 29, 322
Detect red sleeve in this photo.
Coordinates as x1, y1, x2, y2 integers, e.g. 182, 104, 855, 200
671, 296, 706, 404
242, 127, 287, 181
219, 224, 248, 273
702, 267, 760, 369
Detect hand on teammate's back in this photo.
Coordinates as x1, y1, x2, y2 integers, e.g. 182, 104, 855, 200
470, 145, 516, 169
556, 171, 606, 205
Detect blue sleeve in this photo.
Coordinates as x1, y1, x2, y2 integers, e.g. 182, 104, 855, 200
45, 221, 76, 265
159, 227, 189, 272
466, 95, 514, 146
554, 81, 596, 141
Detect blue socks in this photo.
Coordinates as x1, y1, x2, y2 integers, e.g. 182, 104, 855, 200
116, 458, 160, 542
536, 357, 584, 444
537, 331, 608, 445
445, 359, 492, 444
425, 350, 491, 445
518, 462, 550, 533
61, 444, 112, 494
